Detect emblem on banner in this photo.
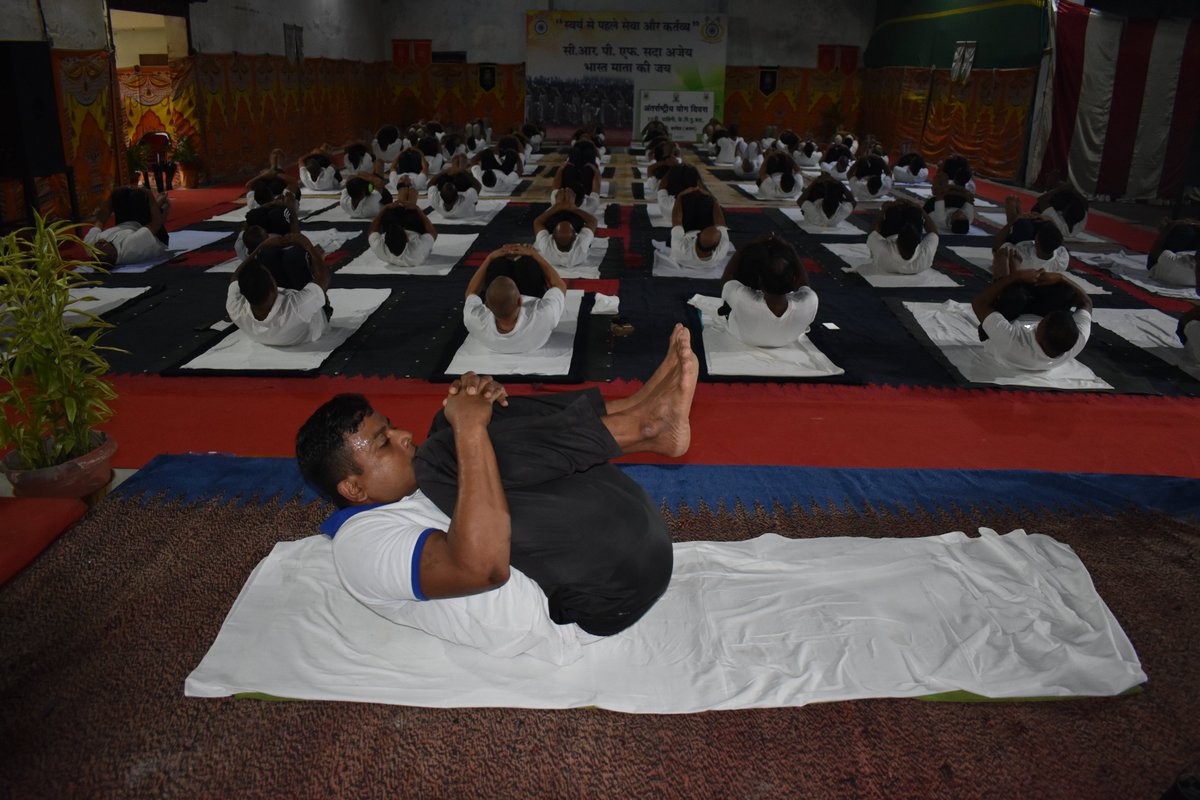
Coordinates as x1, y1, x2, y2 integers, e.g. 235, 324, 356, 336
701, 17, 725, 43
533, 18, 550, 37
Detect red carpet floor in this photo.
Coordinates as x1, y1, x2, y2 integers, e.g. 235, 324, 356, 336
96, 181, 1199, 479
103, 375, 1200, 478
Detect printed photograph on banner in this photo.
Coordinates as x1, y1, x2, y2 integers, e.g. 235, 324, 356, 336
525, 11, 728, 145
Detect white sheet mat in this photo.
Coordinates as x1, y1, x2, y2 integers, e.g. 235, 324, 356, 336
177, 288, 390, 372
1076, 251, 1199, 299
111, 230, 233, 273
206, 229, 362, 274
651, 241, 733, 279
338, 233, 478, 276
688, 294, 843, 377
903, 299, 1113, 389
554, 237, 612, 279
204, 197, 338, 224
184, 529, 1145, 711
422, 200, 508, 227
65, 286, 151, 326
1092, 307, 1200, 381
948, 246, 1110, 295
447, 289, 583, 376
778, 208, 863, 236
644, 203, 673, 228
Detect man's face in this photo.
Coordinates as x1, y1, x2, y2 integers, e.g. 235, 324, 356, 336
339, 411, 418, 505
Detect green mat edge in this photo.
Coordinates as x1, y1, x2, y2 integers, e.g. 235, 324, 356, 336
234, 684, 1146, 705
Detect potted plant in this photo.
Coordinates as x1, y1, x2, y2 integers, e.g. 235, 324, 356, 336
171, 134, 203, 188
126, 141, 149, 187
0, 213, 120, 499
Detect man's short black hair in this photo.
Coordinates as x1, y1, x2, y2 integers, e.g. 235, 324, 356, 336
242, 224, 269, 254
237, 260, 274, 306
821, 190, 842, 220
383, 223, 408, 256
1042, 309, 1080, 358
111, 187, 152, 226
949, 214, 970, 235
296, 393, 374, 507
346, 143, 369, 170
1036, 221, 1064, 255
345, 177, 369, 207
897, 224, 921, 259
375, 125, 400, 148
395, 149, 422, 174
481, 169, 498, 188
439, 181, 459, 208
867, 174, 882, 195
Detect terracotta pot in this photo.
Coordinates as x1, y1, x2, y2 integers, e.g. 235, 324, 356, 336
177, 164, 200, 189
2, 433, 118, 499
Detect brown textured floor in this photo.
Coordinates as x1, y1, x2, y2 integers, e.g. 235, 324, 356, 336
1, 493, 1197, 799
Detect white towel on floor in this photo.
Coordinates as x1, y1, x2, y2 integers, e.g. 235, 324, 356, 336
206, 229, 362, 274
448, 289, 583, 376
338, 233, 478, 276
184, 528, 1146, 712
903, 299, 1112, 389
778, 208, 863, 236
651, 241, 734, 279
734, 183, 802, 202
688, 294, 843, 377
1091, 307, 1200, 381
823, 243, 959, 288
178, 288, 390, 372
948, 246, 1109, 295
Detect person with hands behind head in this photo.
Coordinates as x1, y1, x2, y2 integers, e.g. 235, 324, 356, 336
226, 231, 332, 347
463, 243, 567, 353
429, 155, 482, 219
340, 170, 393, 219
670, 185, 732, 268
367, 185, 438, 267
532, 187, 599, 269
972, 260, 1093, 372
82, 186, 170, 267
867, 198, 939, 274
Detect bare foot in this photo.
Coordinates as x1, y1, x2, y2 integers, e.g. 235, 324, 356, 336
608, 323, 686, 414
628, 326, 698, 457
1005, 195, 1022, 223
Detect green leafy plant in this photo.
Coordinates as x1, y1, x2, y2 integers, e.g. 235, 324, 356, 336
126, 142, 149, 174
171, 134, 201, 166
0, 213, 120, 469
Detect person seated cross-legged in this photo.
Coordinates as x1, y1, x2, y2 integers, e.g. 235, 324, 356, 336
797, 174, 856, 228
669, 186, 732, 269
718, 235, 818, 348
367, 186, 438, 268
867, 200, 939, 274
993, 196, 1069, 273
972, 251, 1094, 372
295, 325, 698, 650
226, 232, 332, 347
463, 244, 567, 354
532, 188, 599, 269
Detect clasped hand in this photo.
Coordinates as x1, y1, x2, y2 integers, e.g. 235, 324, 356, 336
444, 372, 509, 426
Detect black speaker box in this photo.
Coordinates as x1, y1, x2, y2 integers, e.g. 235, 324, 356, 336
0, 41, 68, 178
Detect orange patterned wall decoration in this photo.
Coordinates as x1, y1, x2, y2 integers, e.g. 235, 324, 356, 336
859, 67, 1038, 181
723, 66, 864, 142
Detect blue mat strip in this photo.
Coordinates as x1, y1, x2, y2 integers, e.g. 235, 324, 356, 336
113, 454, 1200, 519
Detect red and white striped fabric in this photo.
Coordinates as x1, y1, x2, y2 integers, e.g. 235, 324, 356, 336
1035, 0, 1200, 200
